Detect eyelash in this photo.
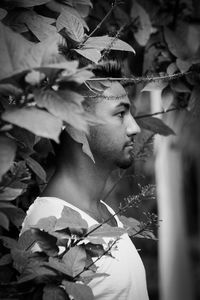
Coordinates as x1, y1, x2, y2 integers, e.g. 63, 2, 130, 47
117, 111, 126, 118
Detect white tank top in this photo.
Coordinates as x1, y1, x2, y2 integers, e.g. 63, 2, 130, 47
21, 197, 149, 300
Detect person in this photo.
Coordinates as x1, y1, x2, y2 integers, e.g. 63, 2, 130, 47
21, 63, 149, 300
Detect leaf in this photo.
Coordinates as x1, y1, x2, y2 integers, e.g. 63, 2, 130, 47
62, 246, 86, 277
2, 107, 63, 143
18, 229, 36, 251
0, 8, 7, 20
26, 156, 47, 182
0, 212, 9, 230
0, 83, 22, 97
0, 202, 16, 209
11, 248, 30, 273
74, 48, 101, 64
161, 87, 174, 111
82, 36, 135, 53
36, 216, 57, 232
65, 126, 94, 162
0, 135, 16, 182
12, 0, 51, 7
56, 10, 84, 42
63, 281, 94, 300
142, 81, 168, 92
87, 224, 126, 238
0, 236, 18, 249
137, 117, 175, 136
46, 257, 73, 277
55, 206, 88, 231
31, 228, 59, 257
84, 242, 104, 257
131, 1, 151, 46
0, 254, 12, 266
25, 70, 46, 85
65, 69, 94, 84
170, 80, 191, 93
34, 89, 87, 132
176, 58, 192, 73
164, 25, 190, 59
0, 187, 22, 201
187, 87, 200, 112
166, 63, 178, 75
1, 207, 26, 228
43, 284, 69, 300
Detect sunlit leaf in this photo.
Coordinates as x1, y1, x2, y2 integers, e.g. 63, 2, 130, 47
26, 156, 47, 182
2, 107, 63, 143
31, 228, 59, 257
62, 246, 86, 277
161, 86, 174, 111
131, 1, 151, 46
0, 212, 9, 230
0, 187, 22, 201
137, 117, 175, 136
25, 70, 46, 85
83, 36, 135, 53
142, 81, 168, 92
64, 281, 94, 300
0, 135, 16, 182
43, 284, 69, 300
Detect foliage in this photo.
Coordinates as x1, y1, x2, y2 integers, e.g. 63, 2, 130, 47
0, 0, 200, 298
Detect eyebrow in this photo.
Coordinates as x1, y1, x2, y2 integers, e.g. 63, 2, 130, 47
115, 102, 130, 110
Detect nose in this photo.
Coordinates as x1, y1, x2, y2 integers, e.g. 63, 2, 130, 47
126, 115, 141, 136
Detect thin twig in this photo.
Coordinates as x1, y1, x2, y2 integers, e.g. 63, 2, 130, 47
80, 1, 118, 47
135, 107, 182, 119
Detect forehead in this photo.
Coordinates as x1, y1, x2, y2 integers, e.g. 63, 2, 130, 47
95, 81, 130, 111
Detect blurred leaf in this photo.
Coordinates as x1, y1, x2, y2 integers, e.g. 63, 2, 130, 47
0, 202, 16, 209
161, 86, 174, 111
82, 36, 135, 53
142, 81, 168, 91
87, 224, 126, 238
137, 117, 175, 136
0, 254, 12, 266
170, 80, 191, 93
34, 89, 87, 132
131, 1, 151, 46
64, 69, 94, 84
74, 48, 101, 64
2, 107, 63, 143
57, 10, 84, 42
55, 206, 88, 231
0, 187, 22, 201
0, 236, 18, 249
43, 284, 69, 300
62, 246, 86, 277
1, 207, 25, 228
0, 83, 22, 97
63, 281, 94, 300
0, 8, 7, 20
26, 156, 47, 182
11, 248, 30, 273
11, 0, 51, 7
0, 212, 9, 230
31, 228, 59, 257
0, 135, 16, 182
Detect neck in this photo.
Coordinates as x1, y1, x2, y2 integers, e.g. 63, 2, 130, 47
42, 139, 113, 212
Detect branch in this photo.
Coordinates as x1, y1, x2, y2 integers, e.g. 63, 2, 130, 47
80, 1, 118, 46
135, 107, 182, 119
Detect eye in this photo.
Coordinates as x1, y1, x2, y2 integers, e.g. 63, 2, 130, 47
117, 111, 125, 118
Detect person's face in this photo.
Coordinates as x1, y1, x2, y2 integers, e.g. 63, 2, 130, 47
87, 82, 141, 169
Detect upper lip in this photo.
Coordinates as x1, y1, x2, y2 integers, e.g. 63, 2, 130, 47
125, 141, 134, 147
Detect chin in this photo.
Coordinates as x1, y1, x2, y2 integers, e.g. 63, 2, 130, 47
116, 157, 133, 169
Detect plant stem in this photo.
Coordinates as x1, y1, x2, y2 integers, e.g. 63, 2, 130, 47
135, 107, 182, 119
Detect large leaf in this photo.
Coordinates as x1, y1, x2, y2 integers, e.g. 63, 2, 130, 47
31, 228, 59, 257
55, 206, 88, 231
131, 1, 151, 46
74, 48, 101, 64
82, 36, 135, 53
0, 187, 22, 201
2, 107, 63, 142
0, 83, 22, 97
43, 284, 69, 300
64, 281, 94, 300
137, 117, 175, 136
34, 89, 87, 132
0, 135, 16, 181
18, 229, 37, 251
36, 216, 57, 233
87, 224, 126, 238
26, 156, 47, 182
57, 10, 84, 42
62, 246, 86, 277
46, 257, 73, 277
